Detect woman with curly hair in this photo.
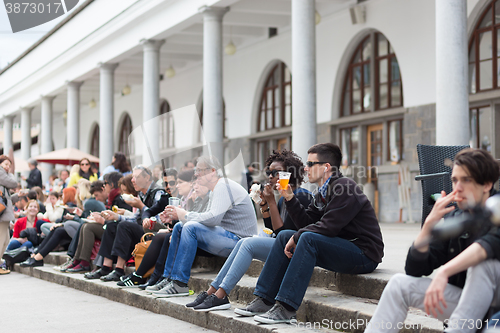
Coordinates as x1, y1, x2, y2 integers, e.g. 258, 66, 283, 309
188, 149, 313, 312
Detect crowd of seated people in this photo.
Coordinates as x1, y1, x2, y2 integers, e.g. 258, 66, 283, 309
0, 146, 387, 326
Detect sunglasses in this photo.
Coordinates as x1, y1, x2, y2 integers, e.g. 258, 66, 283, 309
167, 181, 176, 186
80, 163, 90, 166
305, 161, 328, 168
265, 169, 281, 177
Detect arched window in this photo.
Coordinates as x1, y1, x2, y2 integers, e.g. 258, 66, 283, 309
341, 33, 403, 116
90, 124, 99, 157
159, 100, 174, 150
258, 62, 292, 131
118, 114, 134, 159
469, 0, 500, 93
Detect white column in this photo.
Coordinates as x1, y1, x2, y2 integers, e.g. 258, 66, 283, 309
41, 95, 55, 182
201, 6, 228, 165
436, 0, 469, 145
21, 107, 33, 161
141, 39, 164, 166
67, 81, 83, 149
99, 63, 119, 172
291, 0, 317, 161
3, 115, 14, 154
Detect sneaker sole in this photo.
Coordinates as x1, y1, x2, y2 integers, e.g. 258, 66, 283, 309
153, 292, 190, 298
194, 303, 231, 312
254, 315, 296, 324
234, 308, 266, 317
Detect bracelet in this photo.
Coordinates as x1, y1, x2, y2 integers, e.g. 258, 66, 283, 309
261, 207, 270, 213
259, 202, 267, 207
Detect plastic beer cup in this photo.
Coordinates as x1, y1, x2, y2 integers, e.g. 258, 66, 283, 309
278, 171, 291, 190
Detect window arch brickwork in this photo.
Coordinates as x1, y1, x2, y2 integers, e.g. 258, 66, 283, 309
257, 62, 292, 132
469, 0, 500, 93
341, 32, 403, 116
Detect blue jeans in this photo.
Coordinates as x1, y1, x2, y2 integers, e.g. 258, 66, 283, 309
162, 221, 240, 284
211, 236, 275, 294
254, 230, 378, 310
7, 239, 33, 250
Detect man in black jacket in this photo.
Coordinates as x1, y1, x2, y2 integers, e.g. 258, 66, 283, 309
235, 143, 384, 324
24, 160, 42, 189
366, 148, 500, 333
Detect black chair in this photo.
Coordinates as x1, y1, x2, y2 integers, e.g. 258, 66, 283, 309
415, 144, 470, 226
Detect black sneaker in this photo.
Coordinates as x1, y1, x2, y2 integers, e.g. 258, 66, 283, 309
19, 257, 43, 267
234, 297, 273, 317
84, 268, 107, 280
186, 291, 209, 308
254, 303, 297, 324
117, 272, 145, 287
193, 294, 231, 312
138, 275, 160, 290
100, 270, 124, 282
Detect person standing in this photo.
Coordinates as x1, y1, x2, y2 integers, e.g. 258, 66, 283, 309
0, 154, 18, 274
24, 160, 42, 189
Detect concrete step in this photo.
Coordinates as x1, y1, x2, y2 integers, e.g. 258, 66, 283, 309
14, 262, 443, 333
43, 251, 392, 301
14, 264, 331, 333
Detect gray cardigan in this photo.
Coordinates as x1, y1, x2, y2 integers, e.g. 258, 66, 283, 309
0, 167, 18, 222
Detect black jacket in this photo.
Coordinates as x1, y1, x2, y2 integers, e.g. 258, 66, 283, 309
26, 168, 42, 189
405, 192, 499, 289
285, 174, 384, 263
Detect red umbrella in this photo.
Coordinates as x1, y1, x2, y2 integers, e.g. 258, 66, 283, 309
34, 147, 99, 166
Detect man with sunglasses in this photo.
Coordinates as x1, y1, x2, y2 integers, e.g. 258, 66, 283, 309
237, 143, 384, 324
164, 168, 179, 198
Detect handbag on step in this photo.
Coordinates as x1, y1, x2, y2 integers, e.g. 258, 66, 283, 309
131, 233, 155, 278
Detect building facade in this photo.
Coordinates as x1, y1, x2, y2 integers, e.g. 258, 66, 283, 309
0, 0, 498, 223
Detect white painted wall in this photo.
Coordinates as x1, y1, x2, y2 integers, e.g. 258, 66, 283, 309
5, 0, 493, 163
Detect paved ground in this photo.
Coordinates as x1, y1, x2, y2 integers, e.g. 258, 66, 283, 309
0, 272, 216, 333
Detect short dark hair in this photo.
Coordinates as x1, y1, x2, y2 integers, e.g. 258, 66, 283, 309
307, 143, 342, 170
48, 191, 60, 199
59, 169, 69, 177
265, 149, 305, 187
90, 180, 104, 195
26, 190, 37, 200
11, 193, 19, 204
454, 149, 500, 186
103, 172, 123, 189
164, 168, 178, 179
178, 169, 195, 182
19, 195, 28, 203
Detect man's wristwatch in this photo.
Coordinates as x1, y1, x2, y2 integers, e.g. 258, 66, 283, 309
261, 207, 270, 213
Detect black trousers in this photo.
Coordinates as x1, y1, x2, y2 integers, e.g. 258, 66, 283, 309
37, 227, 70, 257
99, 221, 144, 261
136, 232, 170, 277
112, 221, 144, 260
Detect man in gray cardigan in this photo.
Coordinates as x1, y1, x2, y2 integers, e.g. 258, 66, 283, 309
149, 155, 258, 298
